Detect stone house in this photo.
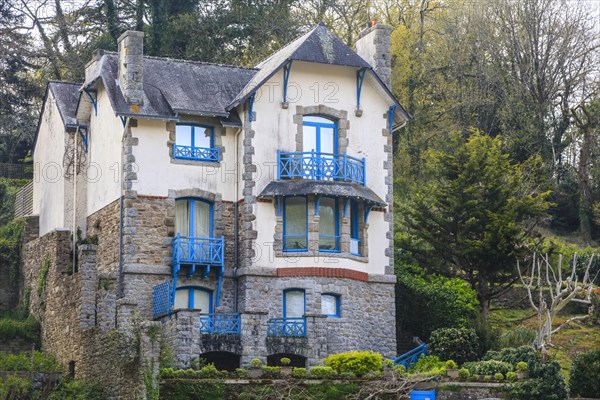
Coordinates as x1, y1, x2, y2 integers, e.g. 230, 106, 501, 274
20, 21, 409, 394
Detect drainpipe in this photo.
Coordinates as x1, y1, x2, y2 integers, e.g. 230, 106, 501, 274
233, 125, 242, 313
72, 127, 79, 275
117, 117, 129, 299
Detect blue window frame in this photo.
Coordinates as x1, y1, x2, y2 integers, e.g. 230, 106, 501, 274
318, 196, 340, 252
174, 286, 213, 312
175, 198, 213, 238
350, 200, 361, 256
321, 293, 340, 317
302, 115, 338, 155
173, 123, 219, 162
283, 196, 308, 252
283, 289, 306, 318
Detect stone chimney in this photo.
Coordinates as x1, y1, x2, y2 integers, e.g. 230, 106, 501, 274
355, 21, 392, 89
117, 30, 145, 105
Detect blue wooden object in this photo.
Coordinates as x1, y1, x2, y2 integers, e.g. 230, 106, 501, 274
267, 317, 307, 337
393, 343, 429, 368
172, 234, 225, 307
153, 280, 173, 319
410, 389, 436, 400
173, 144, 220, 162
278, 151, 366, 185
356, 68, 367, 109
199, 313, 241, 335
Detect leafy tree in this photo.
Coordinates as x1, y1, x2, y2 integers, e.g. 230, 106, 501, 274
397, 132, 551, 316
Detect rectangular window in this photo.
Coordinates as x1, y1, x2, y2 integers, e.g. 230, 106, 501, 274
319, 197, 339, 251
284, 289, 305, 318
350, 200, 361, 255
173, 124, 219, 162
321, 294, 340, 317
284, 197, 308, 251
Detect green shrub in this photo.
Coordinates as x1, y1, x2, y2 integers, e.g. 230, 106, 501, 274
261, 366, 280, 378
235, 368, 248, 378
395, 266, 479, 339
515, 361, 528, 372
409, 355, 446, 377
496, 327, 536, 349
570, 349, 600, 398
198, 364, 224, 379
462, 360, 512, 376
393, 365, 406, 376
250, 358, 262, 368
484, 375, 492, 381
0, 315, 39, 342
383, 359, 394, 368
0, 375, 31, 400
291, 367, 308, 378
429, 327, 479, 364
494, 372, 504, 381
309, 366, 337, 379
0, 351, 61, 373
509, 360, 567, 400
486, 348, 567, 400
591, 288, 600, 325
323, 351, 382, 377
48, 380, 105, 400
445, 360, 458, 369
280, 357, 291, 366
506, 371, 517, 382
458, 368, 470, 381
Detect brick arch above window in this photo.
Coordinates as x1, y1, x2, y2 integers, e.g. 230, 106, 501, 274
294, 105, 350, 154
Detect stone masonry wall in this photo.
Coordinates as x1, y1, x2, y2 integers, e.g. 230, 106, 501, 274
87, 199, 120, 274
236, 271, 396, 366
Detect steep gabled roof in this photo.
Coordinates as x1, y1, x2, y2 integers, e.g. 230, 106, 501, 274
48, 81, 80, 129
82, 52, 258, 119
228, 23, 371, 110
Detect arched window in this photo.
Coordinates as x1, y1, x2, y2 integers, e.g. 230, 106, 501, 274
174, 287, 213, 312
302, 116, 337, 154
175, 198, 213, 238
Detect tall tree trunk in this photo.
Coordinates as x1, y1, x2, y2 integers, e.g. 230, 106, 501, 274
135, 0, 145, 31
570, 104, 593, 241
54, 0, 72, 54
20, 0, 61, 79
105, 0, 121, 44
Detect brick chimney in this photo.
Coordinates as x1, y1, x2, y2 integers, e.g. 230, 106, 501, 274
117, 30, 145, 105
355, 21, 392, 89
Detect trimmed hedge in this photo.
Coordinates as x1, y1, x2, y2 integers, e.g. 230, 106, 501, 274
462, 360, 512, 376
323, 351, 382, 377
428, 327, 479, 364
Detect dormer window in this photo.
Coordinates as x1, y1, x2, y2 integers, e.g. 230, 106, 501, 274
173, 124, 219, 162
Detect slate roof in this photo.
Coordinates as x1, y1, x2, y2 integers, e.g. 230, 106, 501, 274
48, 81, 80, 130
228, 22, 372, 109
258, 180, 386, 206
83, 52, 258, 119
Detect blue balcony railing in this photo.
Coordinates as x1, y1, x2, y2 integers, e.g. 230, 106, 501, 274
393, 343, 428, 368
172, 234, 224, 267
278, 151, 366, 185
173, 144, 220, 162
200, 313, 241, 335
267, 317, 307, 337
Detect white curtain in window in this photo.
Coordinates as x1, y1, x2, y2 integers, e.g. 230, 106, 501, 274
302, 125, 317, 153
174, 289, 189, 309
175, 200, 190, 236
285, 197, 307, 249
321, 295, 337, 315
319, 197, 336, 249
194, 200, 211, 238
285, 290, 305, 318
193, 289, 211, 312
